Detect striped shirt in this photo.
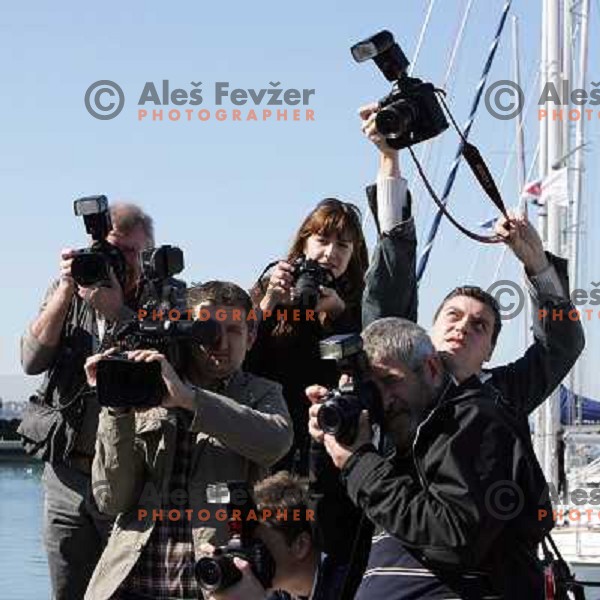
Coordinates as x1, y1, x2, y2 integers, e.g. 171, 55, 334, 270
355, 531, 501, 600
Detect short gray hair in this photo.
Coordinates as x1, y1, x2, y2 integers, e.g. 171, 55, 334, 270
362, 317, 436, 371
110, 202, 154, 247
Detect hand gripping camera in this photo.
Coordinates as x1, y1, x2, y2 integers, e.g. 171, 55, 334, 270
95, 245, 219, 408
316, 334, 384, 445
291, 256, 335, 310
351, 30, 449, 149
195, 481, 276, 593
71, 195, 127, 288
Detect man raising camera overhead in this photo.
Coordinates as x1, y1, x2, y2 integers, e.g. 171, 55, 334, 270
18, 200, 154, 600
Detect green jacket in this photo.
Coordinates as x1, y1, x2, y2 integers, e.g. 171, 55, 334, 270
85, 370, 292, 600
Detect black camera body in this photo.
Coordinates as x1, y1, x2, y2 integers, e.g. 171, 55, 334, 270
195, 481, 276, 593
95, 245, 219, 408
317, 334, 383, 445
96, 352, 166, 408
351, 30, 448, 149
71, 195, 127, 288
96, 318, 218, 408
291, 256, 335, 310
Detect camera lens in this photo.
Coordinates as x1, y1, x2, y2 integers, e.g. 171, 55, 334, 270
318, 402, 343, 434
195, 557, 222, 590
71, 252, 109, 287
376, 101, 417, 137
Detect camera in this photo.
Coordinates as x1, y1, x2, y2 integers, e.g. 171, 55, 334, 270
351, 30, 448, 149
138, 244, 187, 314
95, 318, 218, 408
95, 245, 219, 408
71, 195, 127, 288
316, 334, 383, 445
195, 481, 275, 593
291, 256, 335, 310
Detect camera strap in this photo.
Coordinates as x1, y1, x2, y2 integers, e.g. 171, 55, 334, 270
256, 260, 280, 294
407, 92, 512, 245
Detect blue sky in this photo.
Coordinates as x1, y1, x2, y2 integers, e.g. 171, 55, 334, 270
1, 0, 599, 396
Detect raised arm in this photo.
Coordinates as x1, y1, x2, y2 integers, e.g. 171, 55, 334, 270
488, 214, 585, 415
359, 104, 417, 327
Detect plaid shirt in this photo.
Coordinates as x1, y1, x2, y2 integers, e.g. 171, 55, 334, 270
118, 409, 200, 600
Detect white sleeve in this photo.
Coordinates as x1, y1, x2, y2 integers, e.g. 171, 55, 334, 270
376, 175, 409, 233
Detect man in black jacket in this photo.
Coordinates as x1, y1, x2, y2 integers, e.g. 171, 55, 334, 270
307, 317, 554, 599
360, 103, 585, 420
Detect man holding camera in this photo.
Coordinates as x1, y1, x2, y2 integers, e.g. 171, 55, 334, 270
360, 102, 584, 425
307, 318, 553, 599
82, 281, 293, 600
18, 202, 154, 600
200, 471, 351, 600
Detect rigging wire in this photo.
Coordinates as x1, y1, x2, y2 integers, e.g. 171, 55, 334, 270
417, 0, 514, 282
410, 0, 438, 73
415, 0, 476, 239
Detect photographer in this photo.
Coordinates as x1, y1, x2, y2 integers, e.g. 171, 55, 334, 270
359, 101, 584, 427
83, 282, 293, 600
247, 107, 416, 477
247, 198, 368, 476
308, 318, 554, 599
18, 202, 153, 600
201, 472, 349, 600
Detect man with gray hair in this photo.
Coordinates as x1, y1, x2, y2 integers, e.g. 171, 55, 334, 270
308, 317, 553, 599
18, 202, 154, 599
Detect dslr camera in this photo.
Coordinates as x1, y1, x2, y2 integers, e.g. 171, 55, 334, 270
71, 195, 127, 288
95, 245, 218, 408
195, 481, 275, 593
291, 256, 335, 310
316, 333, 383, 445
351, 30, 448, 149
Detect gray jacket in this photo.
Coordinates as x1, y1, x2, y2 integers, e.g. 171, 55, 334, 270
85, 370, 292, 600
18, 281, 105, 460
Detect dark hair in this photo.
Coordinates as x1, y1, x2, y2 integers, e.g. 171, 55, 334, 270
433, 286, 502, 347
187, 281, 253, 316
253, 472, 312, 547
287, 198, 369, 308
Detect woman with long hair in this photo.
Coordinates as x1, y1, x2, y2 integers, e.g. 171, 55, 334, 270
247, 198, 369, 475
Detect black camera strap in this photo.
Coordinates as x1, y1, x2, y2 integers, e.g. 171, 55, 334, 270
408, 92, 512, 245
256, 260, 281, 294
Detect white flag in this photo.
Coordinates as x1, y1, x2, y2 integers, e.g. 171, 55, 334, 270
540, 168, 569, 207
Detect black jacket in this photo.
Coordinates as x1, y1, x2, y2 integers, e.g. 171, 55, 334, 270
246, 292, 362, 475
341, 375, 553, 599
309, 184, 584, 598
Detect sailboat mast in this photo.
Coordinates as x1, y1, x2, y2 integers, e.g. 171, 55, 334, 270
512, 15, 526, 200
572, 0, 589, 294
570, 0, 590, 426
533, 0, 548, 479
538, 0, 564, 488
